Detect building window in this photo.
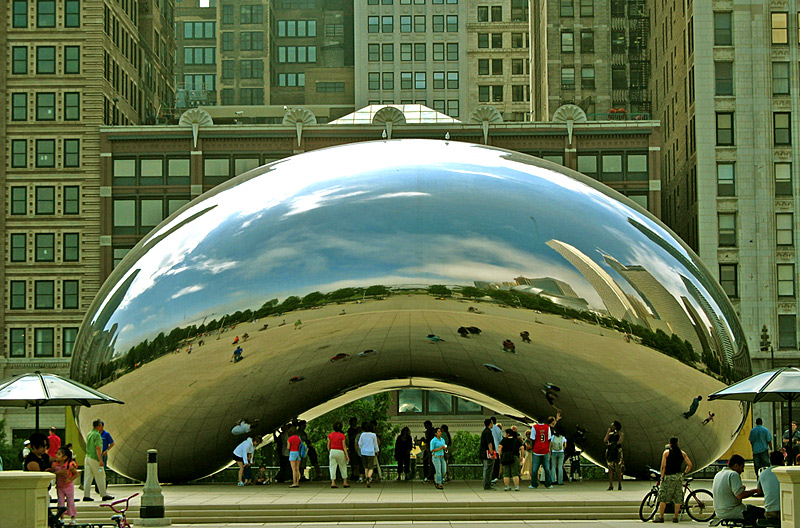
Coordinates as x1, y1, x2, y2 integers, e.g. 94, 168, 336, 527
433, 71, 444, 89
11, 187, 27, 215
239, 5, 263, 24
447, 99, 459, 118
316, 82, 345, 93
400, 44, 412, 61
64, 139, 79, 168
714, 12, 732, 46
577, 154, 598, 177
492, 33, 503, 48
774, 112, 791, 145
719, 264, 738, 298
446, 43, 458, 61
36, 46, 56, 74
561, 67, 575, 89
12, 93, 27, 121
581, 67, 595, 89
35, 233, 54, 262
718, 213, 736, 247
432, 43, 444, 61
400, 15, 411, 32
560, 0, 573, 17
561, 31, 574, 53
432, 15, 444, 32
773, 62, 790, 95
415, 72, 426, 89
717, 163, 735, 197
368, 44, 379, 62
368, 72, 379, 91
63, 233, 79, 262
221, 60, 234, 80
37, 0, 55, 27
382, 43, 393, 61
401, 72, 412, 89
447, 71, 459, 89
13, 0, 27, 27
64, 92, 80, 121
184, 21, 216, 38
779, 314, 797, 349
36, 93, 55, 121
512, 85, 527, 102
34, 328, 54, 357
63, 327, 78, 356
511, 33, 525, 48
65, 46, 81, 73
65, 0, 79, 27
446, 15, 458, 31
612, 66, 626, 89
221, 32, 234, 52
414, 43, 426, 61
777, 213, 794, 246
240, 60, 263, 79
716, 112, 734, 146
35, 186, 55, 215
414, 15, 425, 32
10, 234, 26, 262
240, 32, 263, 50
10, 281, 26, 310
512, 59, 526, 75
222, 4, 233, 24
772, 12, 789, 45
382, 15, 393, 33
12, 139, 27, 168
382, 72, 394, 90
140, 199, 163, 229
490, 5, 502, 21
221, 89, 234, 105
36, 139, 55, 168
277, 46, 316, 63
478, 33, 488, 48
12, 47, 28, 74
477, 6, 488, 21
776, 162, 793, 196
715, 62, 733, 95
184, 47, 216, 65
63, 280, 79, 309
580, 0, 593, 17
581, 30, 594, 53
34, 280, 54, 309
10, 329, 26, 358
778, 263, 796, 297
64, 186, 79, 214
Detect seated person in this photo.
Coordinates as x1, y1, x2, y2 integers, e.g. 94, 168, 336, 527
757, 451, 783, 522
712, 454, 765, 525
255, 465, 270, 485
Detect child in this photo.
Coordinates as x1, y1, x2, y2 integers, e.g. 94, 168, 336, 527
52, 446, 79, 524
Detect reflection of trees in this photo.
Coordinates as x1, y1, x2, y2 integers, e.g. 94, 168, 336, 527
428, 285, 452, 296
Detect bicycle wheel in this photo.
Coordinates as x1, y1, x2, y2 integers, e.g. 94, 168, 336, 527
639, 490, 659, 522
684, 488, 714, 522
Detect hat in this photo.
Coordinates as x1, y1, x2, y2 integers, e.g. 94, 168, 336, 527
24, 440, 30, 445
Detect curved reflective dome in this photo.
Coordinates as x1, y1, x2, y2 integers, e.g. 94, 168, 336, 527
70, 139, 750, 482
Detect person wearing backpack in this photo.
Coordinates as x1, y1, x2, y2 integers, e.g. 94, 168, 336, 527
604, 421, 625, 490
550, 425, 567, 485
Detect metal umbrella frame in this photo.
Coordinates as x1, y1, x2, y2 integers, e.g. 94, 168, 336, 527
709, 367, 800, 463
0, 371, 124, 431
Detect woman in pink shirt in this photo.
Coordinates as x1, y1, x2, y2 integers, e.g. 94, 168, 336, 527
327, 421, 350, 488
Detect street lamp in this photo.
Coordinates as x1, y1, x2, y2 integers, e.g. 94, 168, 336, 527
761, 325, 778, 452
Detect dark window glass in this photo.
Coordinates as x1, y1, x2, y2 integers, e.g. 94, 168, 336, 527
34, 280, 54, 309
65, 0, 80, 27
36, 139, 55, 167
719, 264, 738, 298
10, 281, 26, 310
779, 314, 797, 349
10, 234, 27, 262
12, 47, 28, 75
36, 92, 55, 121
35, 233, 55, 262
64, 92, 80, 121
776, 162, 793, 197
774, 112, 792, 145
10, 329, 26, 358
63, 327, 78, 356
63, 280, 79, 309
63, 233, 79, 262
64, 186, 79, 214
716, 112, 734, 146
37, 0, 55, 27
35, 186, 55, 215
581, 30, 594, 52
716, 163, 735, 197
11, 187, 27, 215
34, 328, 54, 357
715, 62, 733, 95
714, 12, 732, 45
12, 93, 27, 121
12, 139, 27, 168
13, 0, 28, 27
36, 46, 56, 74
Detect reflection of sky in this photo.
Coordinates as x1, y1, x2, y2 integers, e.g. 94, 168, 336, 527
98, 140, 719, 353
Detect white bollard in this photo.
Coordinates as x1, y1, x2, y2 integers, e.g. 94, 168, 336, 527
138, 449, 171, 526
771, 466, 800, 528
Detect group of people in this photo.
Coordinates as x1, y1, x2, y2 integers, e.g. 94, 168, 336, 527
19, 420, 115, 525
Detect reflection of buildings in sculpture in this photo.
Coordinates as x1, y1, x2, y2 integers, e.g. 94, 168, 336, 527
545, 239, 643, 325
513, 276, 590, 312
681, 296, 713, 356
474, 281, 499, 291
627, 217, 747, 372
681, 275, 735, 366
603, 255, 704, 354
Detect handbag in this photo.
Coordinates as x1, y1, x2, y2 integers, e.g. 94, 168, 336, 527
486, 449, 498, 460
299, 441, 308, 458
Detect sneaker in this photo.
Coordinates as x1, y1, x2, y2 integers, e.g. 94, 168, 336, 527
504, 486, 511, 491
653, 518, 664, 524
101, 496, 114, 501
545, 485, 553, 489
82, 498, 94, 502
491, 478, 498, 484
514, 487, 520, 491
237, 482, 244, 487
528, 484, 537, 489
672, 518, 679, 523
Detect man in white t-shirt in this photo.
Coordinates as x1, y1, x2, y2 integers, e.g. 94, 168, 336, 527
757, 451, 783, 521
712, 454, 764, 524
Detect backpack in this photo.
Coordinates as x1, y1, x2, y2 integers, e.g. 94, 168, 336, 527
299, 441, 308, 459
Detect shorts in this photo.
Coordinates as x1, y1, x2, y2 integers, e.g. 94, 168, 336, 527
657, 473, 684, 504
289, 451, 301, 462
502, 457, 521, 478
361, 455, 377, 469
233, 455, 244, 463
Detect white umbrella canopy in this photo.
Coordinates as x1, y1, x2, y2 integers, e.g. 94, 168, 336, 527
0, 371, 124, 430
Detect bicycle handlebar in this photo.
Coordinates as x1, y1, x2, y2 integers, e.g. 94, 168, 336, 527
100, 492, 140, 513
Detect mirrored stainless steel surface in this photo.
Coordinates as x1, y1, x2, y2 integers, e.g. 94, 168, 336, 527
70, 139, 750, 482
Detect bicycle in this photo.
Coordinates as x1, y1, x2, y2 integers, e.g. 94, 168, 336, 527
639, 469, 714, 522
100, 492, 140, 528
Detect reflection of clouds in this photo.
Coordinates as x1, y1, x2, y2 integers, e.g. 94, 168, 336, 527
121, 324, 135, 333
283, 187, 369, 217
365, 192, 431, 200
171, 284, 205, 299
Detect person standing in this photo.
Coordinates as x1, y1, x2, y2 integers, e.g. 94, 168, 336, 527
654, 437, 692, 523
604, 420, 624, 490
52, 446, 79, 525
274, 425, 291, 483
47, 427, 62, 460
422, 420, 435, 482
429, 428, 448, 490
529, 417, 554, 489
441, 424, 452, 482
83, 419, 114, 501
20, 439, 31, 469
394, 427, 413, 481
498, 429, 524, 491
712, 454, 764, 523
24, 433, 50, 472
327, 421, 350, 488
550, 425, 567, 485
233, 435, 262, 486
287, 426, 302, 488
757, 451, 784, 522
94, 421, 115, 494
490, 417, 503, 483
683, 395, 702, 419
479, 418, 497, 490
783, 421, 800, 463
749, 418, 773, 474
358, 422, 380, 488
347, 418, 363, 483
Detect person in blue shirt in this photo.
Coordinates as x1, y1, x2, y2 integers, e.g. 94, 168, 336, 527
429, 428, 448, 490
749, 418, 773, 475
757, 451, 783, 522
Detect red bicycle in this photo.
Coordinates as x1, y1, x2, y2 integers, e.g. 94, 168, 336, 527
100, 493, 139, 528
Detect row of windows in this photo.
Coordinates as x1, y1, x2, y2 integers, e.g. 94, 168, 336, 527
184, 47, 215, 65
367, 0, 457, 5
11, 0, 80, 28
718, 213, 796, 249
112, 197, 191, 235
10, 92, 80, 122
368, 71, 459, 90
9, 139, 80, 169
9, 279, 80, 310
719, 264, 800, 302
277, 46, 317, 63
576, 152, 648, 182
11, 45, 80, 75
222, 60, 264, 80
8, 327, 78, 358
478, 58, 530, 76
714, 112, 792, 147
9, 186, 80, 216
220, 88, 264, 105
558, 0, 595, 18
316, 81, 345, 93
560, 66, 602, 90
559, 30, 595, 54
717, 162, 795, 197
183, 21, 216, 39
368, 42, 459, 62
367, 15, 458, 33
183, 74, 216, 91
717, 61, 800, 97
277, 20, 317, 37
477, 84, 529, 103
112, 158, 191, 186
365, 98, 460, 117
277, 72, 305, 87
8, 233, 80, 263
477, 32, 528, 49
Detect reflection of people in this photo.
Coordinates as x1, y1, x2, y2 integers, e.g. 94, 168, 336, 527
749, 418, 772, 474
231, 346, 244, 362
520, 331, 531, 343
712, 454, 764, 523
683, 395, 702, 419
502, 339, 515, 353
604, 421, 624, 490
655, 437, 692, 523
702, 412, 715, 425
757, 451, 783, 522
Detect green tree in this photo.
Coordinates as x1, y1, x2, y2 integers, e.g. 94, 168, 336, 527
459, 286, 482, 299
301, 291, 325, 308
428, 285, 451, 296
364, 285, 389, 297
450, 430, 481, 464
0, 419, 20, 470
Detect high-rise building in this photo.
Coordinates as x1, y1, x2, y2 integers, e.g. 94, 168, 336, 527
1, 0, 175, 434
530, 0, 651, 120
175, 0, 218, 108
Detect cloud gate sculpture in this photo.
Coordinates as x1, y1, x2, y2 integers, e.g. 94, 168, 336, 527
70, 139, 750, 482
